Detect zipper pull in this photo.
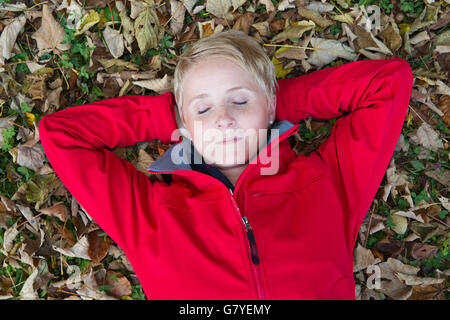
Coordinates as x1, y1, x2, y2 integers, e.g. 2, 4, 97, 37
242, 216, 260, 265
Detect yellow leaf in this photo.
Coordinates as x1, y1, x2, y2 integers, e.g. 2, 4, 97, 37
330, 13, 354, 24
406, 111, 413, 127
398, 23, 410, 36
272, 47, 293, 79
74, 10, 100, 36
24, 112, 35, 128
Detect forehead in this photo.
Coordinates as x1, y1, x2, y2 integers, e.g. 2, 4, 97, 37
182, 58, 259, 100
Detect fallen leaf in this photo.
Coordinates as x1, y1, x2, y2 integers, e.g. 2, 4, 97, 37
31, 5, 71, 56
74, 9, 100, 36
407, 122, 444, 152
0, 15, 26, 65
102, 26, 124, 59
374, 237, 405, 259
169, 0, 186, 35
134, 1, 160, 55
353, 243, 381, 272
298, 7, 333, 28
39, 203, 69, 222
17, 142, 46, 172
104, 270, 132, 298
53, 235, 91, 260
408, 283, 445, 300
258, 0, 275, 13
271, 20, 315, 43
88, 229, 112, 263
410, 242, 439, 260
395, 272, 444, 286
307, 37, 358, 69
133, 74, 173, 94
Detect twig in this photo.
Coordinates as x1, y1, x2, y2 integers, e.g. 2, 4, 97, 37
263, 43, 316, 50
7, 120, 29, 131
15, 211, 45, 229
26, 1, 48, 11
364, 204, 376, 248
222, 13, 231, 30
426, 214, 450, 228
108, 2, 115, 29
163, 1, 183, 29
408, 104, 428, 125
419, 56, 430, 71
56, 288, 97, 300
54, 59, 70, 90
25, 34, 38, 62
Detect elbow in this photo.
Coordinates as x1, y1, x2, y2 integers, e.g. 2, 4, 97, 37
391, 58, 414, 87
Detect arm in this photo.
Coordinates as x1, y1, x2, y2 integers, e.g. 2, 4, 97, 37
38, 92, 179, 252
276, 58, 414, 250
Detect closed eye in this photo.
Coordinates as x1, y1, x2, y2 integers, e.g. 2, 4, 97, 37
198, 108, 210, 115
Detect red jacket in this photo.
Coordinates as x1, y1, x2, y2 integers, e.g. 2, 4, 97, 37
38, 58, 413, 299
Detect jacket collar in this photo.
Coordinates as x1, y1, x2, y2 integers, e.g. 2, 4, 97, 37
147, 120, 297, 174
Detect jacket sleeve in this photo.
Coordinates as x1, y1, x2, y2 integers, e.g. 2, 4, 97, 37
275, 58, 414, 250
38, 92, 180, 253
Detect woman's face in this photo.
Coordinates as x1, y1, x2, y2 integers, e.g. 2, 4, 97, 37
179, 57, 276, 168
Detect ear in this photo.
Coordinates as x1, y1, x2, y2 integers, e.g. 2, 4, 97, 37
268, 95, 276, 122
174, 103, 187, 128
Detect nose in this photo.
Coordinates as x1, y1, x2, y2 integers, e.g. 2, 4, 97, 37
215, 107, 236, 129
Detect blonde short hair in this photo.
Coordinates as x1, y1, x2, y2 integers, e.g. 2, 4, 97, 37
173, 29, 278, 128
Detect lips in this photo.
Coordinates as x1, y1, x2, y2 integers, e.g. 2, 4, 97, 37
220, 137, 242, 144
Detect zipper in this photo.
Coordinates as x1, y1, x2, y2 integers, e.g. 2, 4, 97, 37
229, 188, 267, 300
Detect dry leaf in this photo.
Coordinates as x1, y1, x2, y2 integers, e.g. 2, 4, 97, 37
0, 15, 26, 65
103, 26, 124, 59
353, 243, 381, 272
31, 5, 71, 56
74, 9, 100, 36
271, 21, 315, 43
116, 1, 135, 53
410, 243, 438, 260
88, 229, 112, 263
258, 0, 275, 13
206, 0, 234, 20
104, 270, 132, 298
298, 7, 333, 28
307, 37, 358, 68
39, 203, 69, 222
407, 122, 444, 152
135, 1, 160, 55
169, 0, 186, 35
53, 235, 91, 260
17, 142, 46, 172
133, 74, 173, 94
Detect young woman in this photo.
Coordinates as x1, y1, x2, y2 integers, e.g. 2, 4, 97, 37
39, 30, 414, 299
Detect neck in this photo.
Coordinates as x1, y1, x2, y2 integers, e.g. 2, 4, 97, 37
217, 164, 248, 187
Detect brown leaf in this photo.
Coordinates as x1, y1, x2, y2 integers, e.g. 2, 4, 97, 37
17, 142, 46, 172
408, 283, 445, 300
297, 7, 332, 28
410, 242, 439, 260
379, 21, 402, 52
232, 13, 257, 35
438, 94, 450, 126
39, 203, 69, 222
104, 270, 132, 298
269, 19, 284, 34
375, 237, 405, 259
88, 229, 112, 263
31, 4, 71, 56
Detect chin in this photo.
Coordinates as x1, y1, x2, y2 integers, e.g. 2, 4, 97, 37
205, 155, 249, 168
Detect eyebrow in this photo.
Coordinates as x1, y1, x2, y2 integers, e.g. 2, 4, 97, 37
188, 86, 250, 106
